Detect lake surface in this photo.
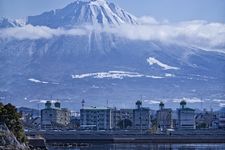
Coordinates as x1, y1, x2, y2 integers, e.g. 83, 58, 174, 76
48, 143, 225, 150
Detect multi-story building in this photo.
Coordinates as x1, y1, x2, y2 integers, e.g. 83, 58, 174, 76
177, 100, 195, 129
41, 101, 70, 129
111, 108, 133, 129
219, 107, 225, 128
80, 101, 151, 131
80, 107, 112, 130
133, 101, 151, 130
156, 102, 172, 131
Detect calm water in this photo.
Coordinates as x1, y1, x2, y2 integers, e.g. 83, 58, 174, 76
48, 143, 225, 150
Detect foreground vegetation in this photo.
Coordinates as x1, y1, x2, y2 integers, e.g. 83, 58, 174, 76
0, 103, 26, 143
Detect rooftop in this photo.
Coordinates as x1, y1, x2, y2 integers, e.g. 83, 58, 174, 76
178, 107, 195, 111
81, 106, 112, 110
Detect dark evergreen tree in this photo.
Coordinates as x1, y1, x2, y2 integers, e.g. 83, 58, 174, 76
0, 103, 27, 143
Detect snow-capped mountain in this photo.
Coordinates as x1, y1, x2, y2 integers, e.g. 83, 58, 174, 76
27, 0, 137, 28
0, 0, 225, 109
0, 17, 23, 28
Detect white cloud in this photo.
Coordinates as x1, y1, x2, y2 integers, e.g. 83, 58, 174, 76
165, 73, 175, 77
173, 97, 204, 103
212, 99, 225, 103
137, 16, 159, 25
212, 99, 225, 107
0, 18, 225, 52
0, 25, 88, 40
219, 103, 225, 107
144, 100, 161, 104
29, 99, 58, 103
103, 21, 225, 52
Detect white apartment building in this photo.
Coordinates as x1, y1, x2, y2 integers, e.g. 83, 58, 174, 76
133, 101, 151, 130
177, 101, 195, 129
156, 102, 173, 131
80, 107, 112, 130
157, 109, 173, 130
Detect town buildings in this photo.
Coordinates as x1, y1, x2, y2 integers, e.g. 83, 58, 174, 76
80, 107, 112, 130
80, 101, 151, 130
219, 107, 225, 128
68, 112, 80, 129
41, 101, 70, 129
156, 102, 172, 131
195, 109, 217, 129
177, 100, 195, 129
133, 101, 151, 130
39, 99, 224, 132
111, 108, 133, 129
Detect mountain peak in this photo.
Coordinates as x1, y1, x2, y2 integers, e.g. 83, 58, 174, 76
90, 0, 107, 3
0, 17, 23, 28
27, 0, 137, 28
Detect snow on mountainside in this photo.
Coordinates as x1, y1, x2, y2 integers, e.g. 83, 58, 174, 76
27, 0, 137, 28
28, 78, 48, 84
72, 71, 164, 79
0, 17, 24, 28
147, 57, 179, 70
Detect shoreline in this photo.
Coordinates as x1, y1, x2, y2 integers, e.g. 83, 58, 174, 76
26, 130, 225, 145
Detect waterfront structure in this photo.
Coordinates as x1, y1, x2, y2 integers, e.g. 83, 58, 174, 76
177, 100, 195, 129
41, 101, 70, 129
80, 107, 112, 130
219, 107, 225, 128
133, 101, 151, 130
156, 102, 172, 131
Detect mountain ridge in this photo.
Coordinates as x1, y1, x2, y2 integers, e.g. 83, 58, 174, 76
0, 17, 24, 28
27, 0, 137, 28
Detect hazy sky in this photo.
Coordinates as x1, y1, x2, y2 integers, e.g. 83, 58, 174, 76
0, 0, 225, 23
